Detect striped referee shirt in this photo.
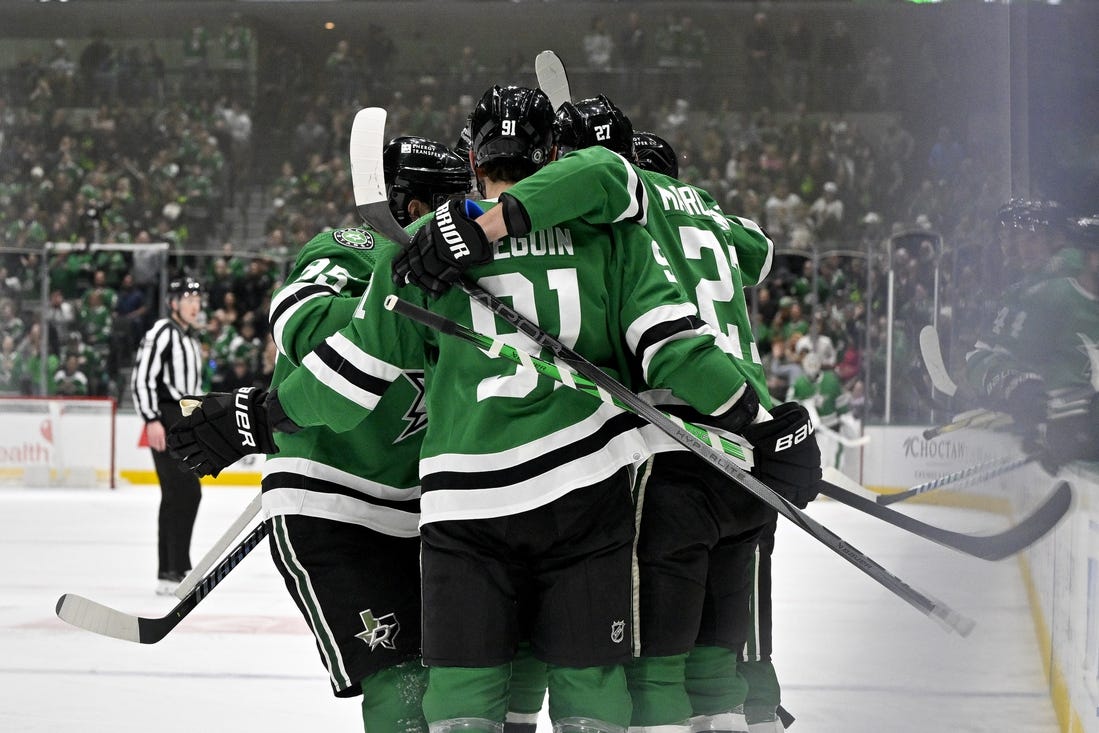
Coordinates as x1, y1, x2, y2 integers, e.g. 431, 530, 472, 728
130, 317, 202, 422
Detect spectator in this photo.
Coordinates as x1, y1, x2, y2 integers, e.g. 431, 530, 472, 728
54, 353, 89, 396
220, 13, 254, 100
583, 16, 614, 72
181, 25, 211, 99
809, 181, 845, 241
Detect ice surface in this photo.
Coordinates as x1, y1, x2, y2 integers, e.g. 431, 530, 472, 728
0, 485, 1057, 732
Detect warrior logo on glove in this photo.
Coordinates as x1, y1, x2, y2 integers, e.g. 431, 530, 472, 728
434, 201, 473, 260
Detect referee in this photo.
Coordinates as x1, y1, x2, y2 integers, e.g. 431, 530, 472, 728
130, 277, 205, 595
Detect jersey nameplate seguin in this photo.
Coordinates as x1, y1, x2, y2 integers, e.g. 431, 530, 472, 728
333, 227, 375, 250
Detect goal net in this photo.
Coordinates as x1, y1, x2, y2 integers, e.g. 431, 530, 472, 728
0, 396, 117, 488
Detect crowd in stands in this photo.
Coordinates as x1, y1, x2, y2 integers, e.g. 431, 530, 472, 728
0, 12, 1025, 424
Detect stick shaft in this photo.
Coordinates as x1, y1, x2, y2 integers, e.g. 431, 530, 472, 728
389, 289, 971, 634
175, 492, 261, 598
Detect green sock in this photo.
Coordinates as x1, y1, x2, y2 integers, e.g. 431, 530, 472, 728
684, 645, 746, 716
360, 659, 428, 732
545, 664, 632, 728
423, 664, 511, 728
625, 654, 691, 726
737, 659, 781, 723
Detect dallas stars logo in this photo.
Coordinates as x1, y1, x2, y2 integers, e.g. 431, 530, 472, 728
355, 609, 400, 651
333, 228, 375, 250
395, 370, 428, 442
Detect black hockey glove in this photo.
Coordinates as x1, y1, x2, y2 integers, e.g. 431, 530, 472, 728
981, 369, 1047, 428
1038, 392, 1099, 474
392, 199, 493, 295
166, 387, 297, 478
742, 402, 823, 509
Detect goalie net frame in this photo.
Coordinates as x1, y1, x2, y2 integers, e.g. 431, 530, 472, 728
0, 395, 117, 488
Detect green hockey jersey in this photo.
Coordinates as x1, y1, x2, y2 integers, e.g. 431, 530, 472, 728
275, 204, 753, 524
263, 226, 422, 537
501, 145, 773, 415
966, 276, 1099, 394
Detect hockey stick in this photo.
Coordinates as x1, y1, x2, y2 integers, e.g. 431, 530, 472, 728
919, 325, 957, 397
535, 50, 571, 110
823, 467, 1068, 560
353, 106, 973, 635
174, 491, 262, 598
923, 408, 1012, 440
877, 455, 1035, 506
55, 520, 268, 643
386, 295, 1070, 564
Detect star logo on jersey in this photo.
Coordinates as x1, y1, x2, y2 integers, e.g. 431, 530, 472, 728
355, 609, 400, 651
395, 370, 428, 443
333, 228, 375, 250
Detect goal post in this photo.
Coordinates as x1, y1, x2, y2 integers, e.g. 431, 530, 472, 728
0, 396, 117, 488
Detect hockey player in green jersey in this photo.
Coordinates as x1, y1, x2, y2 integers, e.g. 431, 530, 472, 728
396, 95, 819, 733
966, 212, 1099, 472
170, 84, 817, 733
236, 136, 472, 732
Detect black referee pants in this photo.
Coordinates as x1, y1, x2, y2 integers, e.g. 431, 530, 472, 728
153, 401, 202, 578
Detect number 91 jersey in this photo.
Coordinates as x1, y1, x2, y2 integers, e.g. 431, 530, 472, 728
275, 209, 753, 525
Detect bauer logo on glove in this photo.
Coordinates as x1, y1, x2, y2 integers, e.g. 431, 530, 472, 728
167, 388, 296, 477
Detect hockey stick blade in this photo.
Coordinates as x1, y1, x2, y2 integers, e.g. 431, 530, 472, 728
877, 456, 1034, 506
354, 108, 972, 634
349, 107, 411, 246
385, 295, 973, 634
822, 467, 1070, 561
175, 491, 261, 598
56, 521, 268, 644
919, 325, 956, 397
923, 408, 1011, 440
535, 50, 571, 109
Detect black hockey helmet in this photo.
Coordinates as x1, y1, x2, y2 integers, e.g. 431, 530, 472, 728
468, 85, 556, 169
632, 131, 679, 179
554, 94, 634, 158
383, 136, 471, 226
166, 277, 203, 300
996, 198, 1032, 229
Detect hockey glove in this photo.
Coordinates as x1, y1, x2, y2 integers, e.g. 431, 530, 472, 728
1038, 392, 1099, 474
742, 402, 822, 509
392, 199, 493, 295
981, 369, 1046, 428
166, 387, 297, 477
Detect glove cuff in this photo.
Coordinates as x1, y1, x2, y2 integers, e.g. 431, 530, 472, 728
265, 389, 301, 435
500, 193, 533, 237
709, 385, 761, 436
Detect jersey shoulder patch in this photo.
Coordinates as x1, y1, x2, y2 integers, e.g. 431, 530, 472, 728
332, 228, 375, 250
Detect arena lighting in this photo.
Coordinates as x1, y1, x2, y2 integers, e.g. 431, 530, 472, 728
324, 21, 335, 30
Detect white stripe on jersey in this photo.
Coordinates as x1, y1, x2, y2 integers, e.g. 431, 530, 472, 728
609, 151, 648, 227
301, 350, 383, 411
271, 516, 353, 691
419, 424, 649, 524
263, 456, 420, 500
263, 487, 420, 537
419, 402, 628, 475
326, 331, 404, 383
625, 302, 720, 383
270, 282, 336, 358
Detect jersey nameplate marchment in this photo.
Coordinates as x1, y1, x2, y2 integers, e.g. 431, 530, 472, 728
333, 228, 375, 250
